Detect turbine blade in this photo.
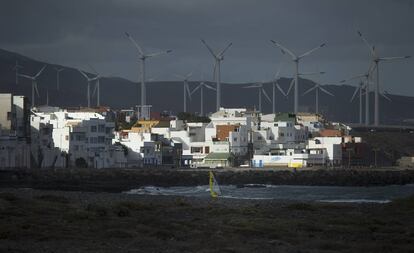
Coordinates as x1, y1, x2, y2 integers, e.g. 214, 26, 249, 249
191, 83, 202, 95
299, 71, 325, 76
274, 62, 284, 79
357, 30, 376, 57
350, 86, 359, 102
319, 86, 334, 96
340, 74, 365, 83
302, 85, 317, 96
381, 92, 392, 102
262, 88, 272, 103
205, 84, 216, 91
186, 84, 192, 100
286, 78, 295, 95
34, 65, 47, 79
186, 72, 193, 79
244, 84, 262, 88
270, 40, 296, 59
78, 69, 90, 80
201, 39, 217, 58
298, 43, 326, 59
212, 61, 217, 80
87, 64, 98, 74
34, 83, 40, 97
125, 32, 144, 55
379, 56, 411, 61
92, 82, 98, 97
18, 74, 33, 80
146, 50, 172, 58
218, 42, 233, 57
275, 83, 287, 96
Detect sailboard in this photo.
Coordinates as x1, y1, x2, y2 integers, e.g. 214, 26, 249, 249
209, 171, 222, 198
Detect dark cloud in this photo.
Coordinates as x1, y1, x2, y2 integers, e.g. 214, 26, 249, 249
1, 0, 414, 95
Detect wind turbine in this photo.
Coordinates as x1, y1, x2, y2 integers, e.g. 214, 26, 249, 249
243, 82, 272, 112
341, 64, 376, 126
270, 40, 326, 114
302, 81, 334, 115
357, 30, 410, 126
78, 70, 98, 108
201, 39, 232, 111
54, 67, 64, 90
175, 73, 193, 113
349, 81, 365, 125
125, 32, 172, 107
191, 79, 216, 116
18, 65, 46, 106
286, 71, 325, 99
271, 65, 288, 114
88, 65, 103, 107
13, 60, 23, 84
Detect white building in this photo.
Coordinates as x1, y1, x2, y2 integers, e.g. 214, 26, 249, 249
307, 137, 343, 166
31, 109, 120, 168
114, 131, 161, 167
0, 94, 31, 169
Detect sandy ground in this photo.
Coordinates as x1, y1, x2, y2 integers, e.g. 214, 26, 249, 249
1, 188, 414, 253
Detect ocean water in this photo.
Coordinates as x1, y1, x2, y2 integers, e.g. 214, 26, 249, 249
124, 184, 414, 203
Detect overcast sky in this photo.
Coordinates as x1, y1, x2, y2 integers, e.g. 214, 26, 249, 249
1, 0, 414, 95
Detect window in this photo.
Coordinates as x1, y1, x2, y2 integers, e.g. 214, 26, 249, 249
65, 135, 69, 141
105, 127, 112, 134
98, 136, 105, 143
205, 146, 210, 154
98, 124, 105, 133
91, 125, 97, 132
7, 112, 11, 120
191, 147, 203, 153
280, 133, 284, 137
257, 136, 262, 140
233, 137, 238, 142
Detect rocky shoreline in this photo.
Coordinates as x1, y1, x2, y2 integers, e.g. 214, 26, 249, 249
1, 167, 414, 193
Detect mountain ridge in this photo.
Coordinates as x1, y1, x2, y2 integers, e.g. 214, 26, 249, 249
0, 48, 414, 124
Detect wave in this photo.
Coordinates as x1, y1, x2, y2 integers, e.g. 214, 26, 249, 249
318, 199, 391, 204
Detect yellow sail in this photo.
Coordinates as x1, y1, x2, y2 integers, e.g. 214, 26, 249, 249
209, 171, 220, 198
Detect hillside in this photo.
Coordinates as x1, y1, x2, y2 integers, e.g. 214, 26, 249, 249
1, 48, 414, 124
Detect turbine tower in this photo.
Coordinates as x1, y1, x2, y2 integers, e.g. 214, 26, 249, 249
270, 40, 326, 114
18, 65, 46, 106
125, 32, 172, 107
201, 39, 232, 111
243, 82, 272, 112
54, 67, 64, 90
175, 73, 193, 113
78, 70, 98, 108
271, 65, 288, 114
302, 82, 334, 114
88, 65, 102, 107
191, 80, 216, 116
13, 60, 23, 84
357, 31, 410, 126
